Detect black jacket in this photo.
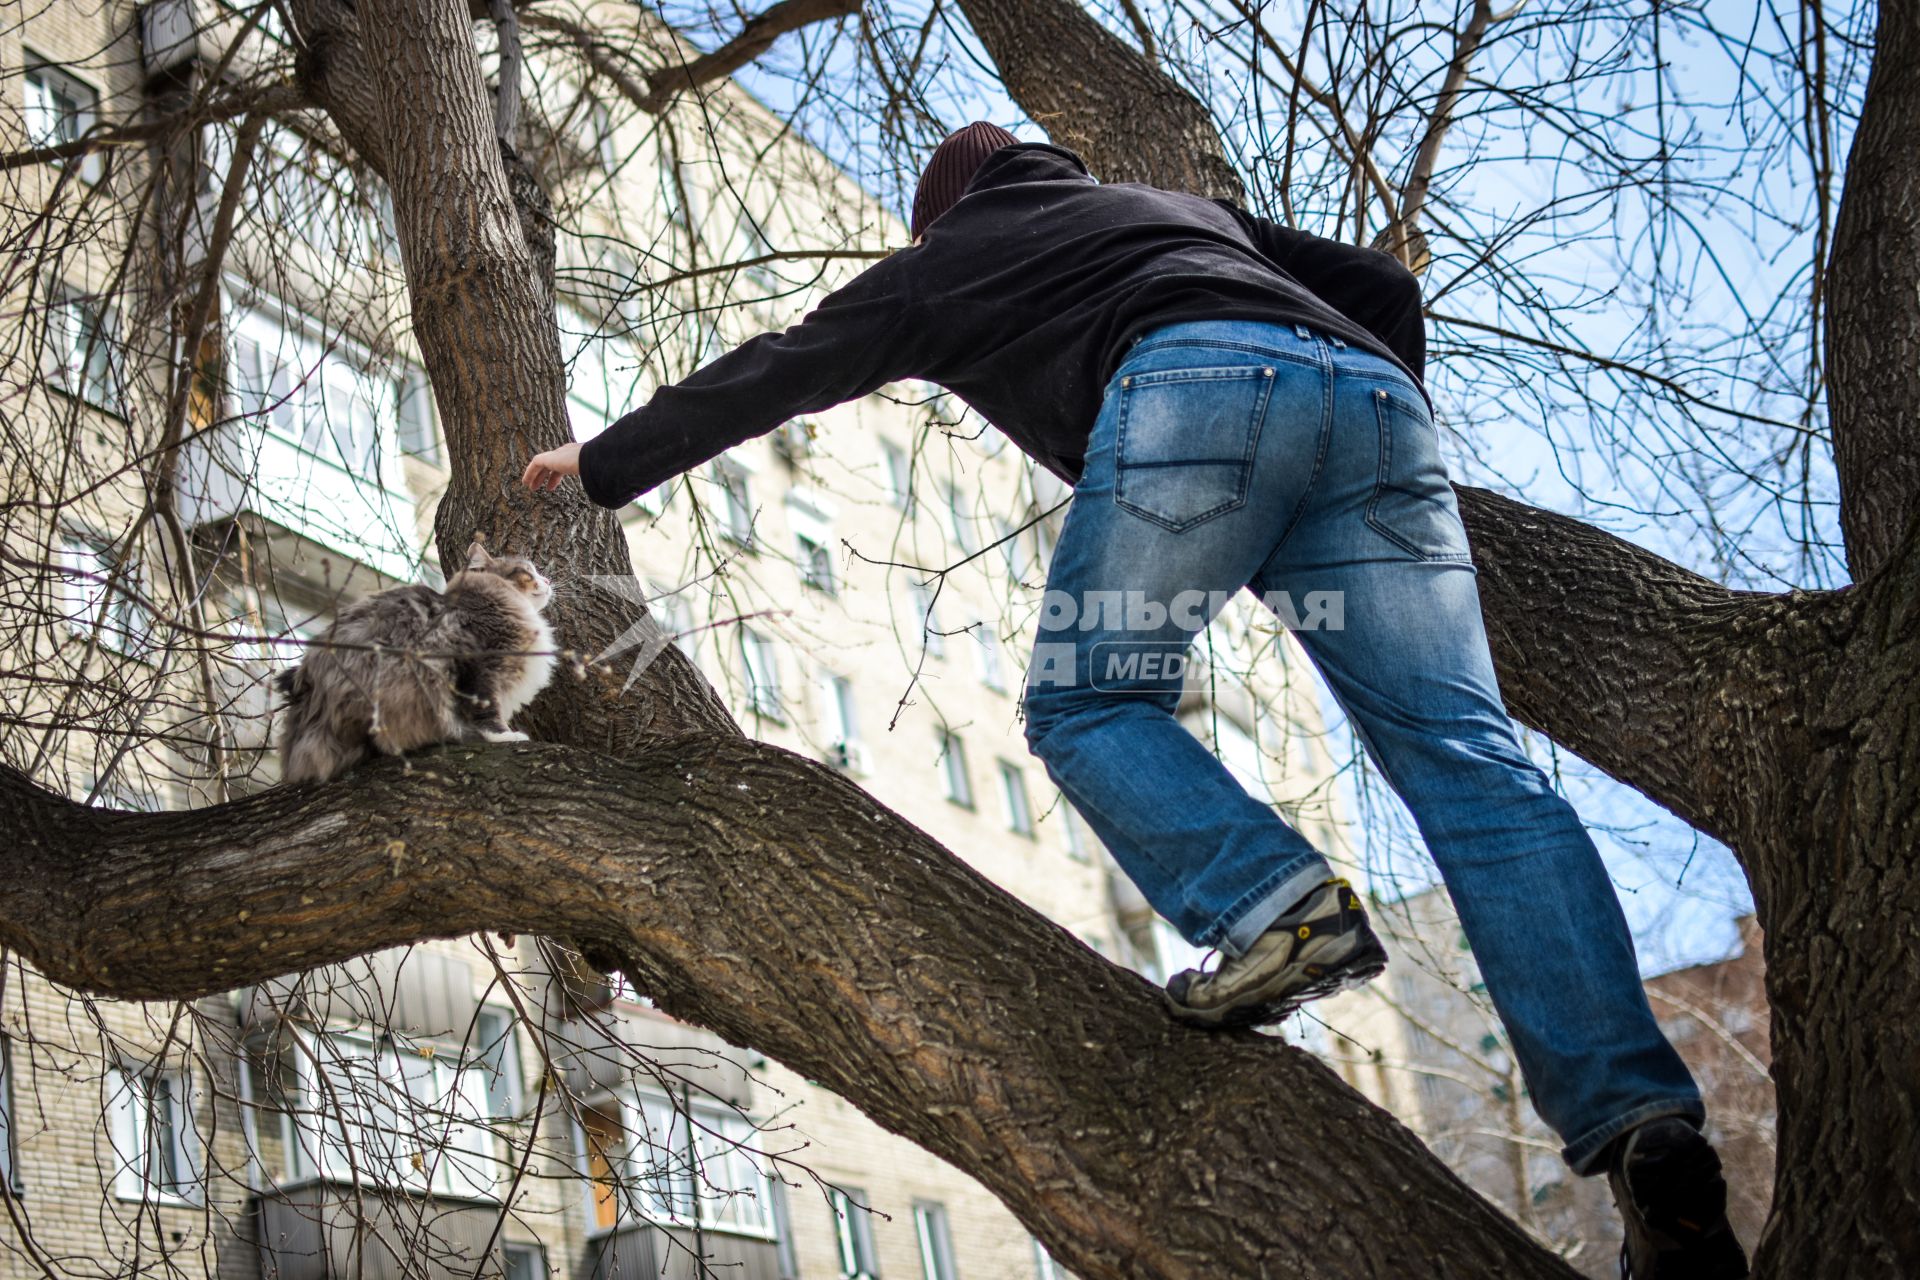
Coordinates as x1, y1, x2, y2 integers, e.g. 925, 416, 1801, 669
579, 143, 1424, 509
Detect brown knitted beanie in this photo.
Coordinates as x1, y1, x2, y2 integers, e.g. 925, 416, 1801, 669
910, 122, 1020, 239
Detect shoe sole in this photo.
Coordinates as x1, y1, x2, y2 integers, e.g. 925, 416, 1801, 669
1166, 938, 1388, 1030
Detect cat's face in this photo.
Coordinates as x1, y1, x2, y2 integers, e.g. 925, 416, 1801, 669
466, 542, 554, 612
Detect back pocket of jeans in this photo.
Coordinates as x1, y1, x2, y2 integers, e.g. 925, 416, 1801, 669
1113, 365, 1275, 533
1365, 388, 1472, 561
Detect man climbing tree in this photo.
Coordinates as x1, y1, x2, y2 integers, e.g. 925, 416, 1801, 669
525, 123, 1748, 1279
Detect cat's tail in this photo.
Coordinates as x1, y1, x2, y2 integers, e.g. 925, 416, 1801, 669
274, 666, 368, 785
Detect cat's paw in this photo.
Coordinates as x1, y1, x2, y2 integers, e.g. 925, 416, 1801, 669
481, 729, 529, 743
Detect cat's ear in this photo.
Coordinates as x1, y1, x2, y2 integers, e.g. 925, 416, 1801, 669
466, 536, 492, 571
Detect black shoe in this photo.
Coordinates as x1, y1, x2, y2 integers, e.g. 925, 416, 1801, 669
1164, 879, 1387, 1029
1608, 1117, 1749, 1279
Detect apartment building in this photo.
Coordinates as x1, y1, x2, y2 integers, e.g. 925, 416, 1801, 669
0, 3, 1351, 1278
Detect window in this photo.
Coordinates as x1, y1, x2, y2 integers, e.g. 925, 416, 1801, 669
819, 672, 866, 774
282, 1032, 497, 1200
44, 288, 121, 411
396, 368, 440, 464
914, 1201, 958, 1280
831, 1186, 881, 1280
910, 581, 945, 658
972, 626, 1006, 692
0, 1038, 17, 1194
502, 1242, 547, 1280
943, 483, 977, 553
57, 533, 148, 654
228, 300, 402, 475
1032, 1236, 1066, 1280
738, 211, 778, 290
559, 306, 660, 511
713, 460, 756, 545
881, 440, 914, 512
998, 761, 1034, 837
938, 730, 972, 809
471, 1008, 522, 1120
649, 582, 699, 664
1058, 794, 1091, 862
108, 1066, 199, 1204
788, 492, 838, 594
740, 628, 783, 720
24, 59, 101, 183
798, 532, 836, 592
584, 1093, 777, 1238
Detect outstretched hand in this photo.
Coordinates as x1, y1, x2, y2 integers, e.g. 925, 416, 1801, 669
522, 443, 582, 493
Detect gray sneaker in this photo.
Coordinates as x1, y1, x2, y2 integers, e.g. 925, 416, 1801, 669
1165, 879, 1387, 1029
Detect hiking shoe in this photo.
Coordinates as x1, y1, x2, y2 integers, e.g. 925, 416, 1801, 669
1608, 1117, 1749, 1279
1164, 879, 1387, 1029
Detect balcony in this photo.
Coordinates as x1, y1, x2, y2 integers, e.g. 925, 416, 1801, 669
179, 294, 425, 584
593, 1221, 784, 1280
253, 1182, 507, 1280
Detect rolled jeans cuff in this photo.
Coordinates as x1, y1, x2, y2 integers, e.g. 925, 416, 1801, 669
1561, 1098, 1707, 1175
1216, 857, 1333, 958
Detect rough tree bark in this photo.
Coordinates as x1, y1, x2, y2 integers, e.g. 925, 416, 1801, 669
5, 0, 1914, 1275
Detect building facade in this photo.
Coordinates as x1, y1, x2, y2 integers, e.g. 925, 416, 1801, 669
0, 3, 1352, 1278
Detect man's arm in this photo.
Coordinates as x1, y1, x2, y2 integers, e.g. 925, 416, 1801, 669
1215, 203, 1426, 382
576, 257, 915, 508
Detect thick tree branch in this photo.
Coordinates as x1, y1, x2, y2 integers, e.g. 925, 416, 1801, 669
0, 741, 1576, 1280
955, 0, 1243, 200
1825, 0, 1920, 581
1456, 486, 1863, 856
524, 0, 862, 118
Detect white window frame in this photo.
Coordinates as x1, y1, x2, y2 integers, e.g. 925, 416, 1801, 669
830, 1186, 881, 1280
1058, 793, 1091, 862
579, 1090, 778, 1240
24, 56, 102, 184
973, 624, 1006, 692
57, 531, 149, 655
559, 305, 663, 512
227, 296, 404, 479
914, 1200, 959, 1280
43, 286, 123, 412
910, 581, 946, 658
998, 759, 1035, 837
1032, 1235, 1066, 1280
943, 482, 977, 553
788, 492, 838, 594
712, 459, 756, 546
740, 627, 783, 721
0, 1037, 19, 1195
108, 1064, 201, 1206
281, 1029, 500, 1201
818, 671, 868, 775
881, 439, 914, 512
939, 729, 973, 809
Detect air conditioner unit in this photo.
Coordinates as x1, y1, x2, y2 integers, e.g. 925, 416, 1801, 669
829, 739, 872, 776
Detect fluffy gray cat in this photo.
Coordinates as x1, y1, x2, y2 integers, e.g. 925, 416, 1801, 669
274, 538, 556, 785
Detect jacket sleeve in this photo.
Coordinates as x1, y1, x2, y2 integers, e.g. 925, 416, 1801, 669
577, 256, 916, 509
1215, 203, 1426, 382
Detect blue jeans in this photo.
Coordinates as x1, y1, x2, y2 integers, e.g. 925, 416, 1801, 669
1023, 320, 1702, 1172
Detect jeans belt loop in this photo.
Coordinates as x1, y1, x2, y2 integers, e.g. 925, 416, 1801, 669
1293, 323, 1313, 340
1330, 335, 1347, 349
